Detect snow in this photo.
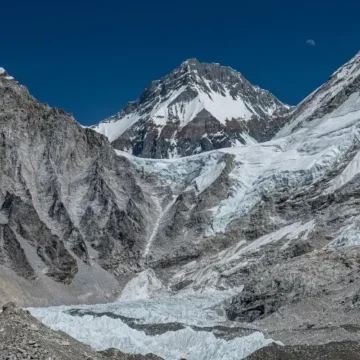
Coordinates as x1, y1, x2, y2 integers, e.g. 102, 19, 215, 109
327, 151, 360, 192
240, 133, 258, 145
144, 195, 177, 256
94, 85, 259, 143
92, 62, 285, 143
118, 269, 164, 301
188, 85, 253, 124
193, 157, 226, 194
0, 67, 14, 80
119, 87, 360, 236
327, 218, 360, 248
277, 52, 360, 138
92, 113, 140, 143
28, 289, 277, 360
172, 221, 315, 290
229, 221, 315, 256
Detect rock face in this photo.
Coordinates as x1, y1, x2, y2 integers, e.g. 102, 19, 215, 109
93, 59, 291, 158
0, 70, 154, 306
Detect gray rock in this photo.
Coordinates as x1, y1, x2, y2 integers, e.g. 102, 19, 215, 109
0, 71, 154, 305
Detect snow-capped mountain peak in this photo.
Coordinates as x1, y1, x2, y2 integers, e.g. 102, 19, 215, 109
92, 60, 291, 158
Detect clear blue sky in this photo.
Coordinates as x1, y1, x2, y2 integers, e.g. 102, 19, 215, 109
1, 0, 359, 126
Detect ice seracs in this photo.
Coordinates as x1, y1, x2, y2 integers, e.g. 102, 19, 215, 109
28, 289, 277, 360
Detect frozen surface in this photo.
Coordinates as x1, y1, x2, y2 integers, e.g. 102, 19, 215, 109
327, 217, 360, 248
118, 269, 164, 301
28, 289, 276, 360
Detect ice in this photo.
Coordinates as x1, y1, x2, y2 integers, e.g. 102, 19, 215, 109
119, 88, 360, 236
118, 269, 164, 301
173, 221, 315, 290
29, 307, 273, 360
0, 67, 6, 75
28, 289, 277, 360
327, 217, 360, 248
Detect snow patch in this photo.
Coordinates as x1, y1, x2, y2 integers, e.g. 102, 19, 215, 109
118, 269, 164, 301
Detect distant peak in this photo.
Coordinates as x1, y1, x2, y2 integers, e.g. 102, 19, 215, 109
181, 58, 200, 66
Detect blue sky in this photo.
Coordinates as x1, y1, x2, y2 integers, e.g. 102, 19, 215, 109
1, 0, 359, 126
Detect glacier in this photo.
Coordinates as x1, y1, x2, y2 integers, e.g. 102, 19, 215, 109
28, 288, 277, 360
119, 91, 360, 236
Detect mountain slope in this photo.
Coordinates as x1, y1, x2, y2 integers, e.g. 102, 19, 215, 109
0, 69, 156, 306
93, 59, 291, 158
277, 51, 360, 137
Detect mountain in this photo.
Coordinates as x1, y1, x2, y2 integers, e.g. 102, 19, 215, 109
277, 51, 360, 138
102, 51, 360, 352
0, 68, 156, 305
2, 51, 360, 359
92, 59, 291, 158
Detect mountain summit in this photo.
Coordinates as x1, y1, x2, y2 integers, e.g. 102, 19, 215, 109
93, 60, 291, 158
